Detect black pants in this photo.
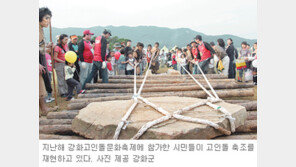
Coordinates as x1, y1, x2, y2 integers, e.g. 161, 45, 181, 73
127, 69, 134, 75
66, 78, 82, 98
94, 72, 98, 83
253, 68, 257, 84
185, 64, 191, 74
73, 60, 80, 82
228, 61, 236, 79
42, 72, 52, 94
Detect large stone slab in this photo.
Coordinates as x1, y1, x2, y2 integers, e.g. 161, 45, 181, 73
72, 96, 247, 139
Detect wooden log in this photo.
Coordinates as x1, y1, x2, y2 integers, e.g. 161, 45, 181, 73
46, 111, 79, 119
39, 118, 73, 125
108, 74, 227, 79
79, 93, 130, 98
39, 125, 73, 134
67, 102, 92, 111
39, 134, 85, 140
247, 111, 257, 120
68, 88, 254, 110
97, 78, 236, 84
236, 120, 257, 133
214, 133, 257, 140
79, 93, 129, 98
239, 101, 257, 111
85, 82, 254, 92
83, 88, 255, 100
85, 80, 245, 89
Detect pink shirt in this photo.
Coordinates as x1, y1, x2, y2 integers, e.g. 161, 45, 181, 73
45, 53, 52, 72
54, 44, 68, 62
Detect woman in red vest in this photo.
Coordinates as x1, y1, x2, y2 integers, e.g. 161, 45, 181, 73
53, 34, 69, 97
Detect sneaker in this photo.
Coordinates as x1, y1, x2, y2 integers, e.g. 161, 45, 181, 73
45, 97, 55, 103
79, 90, 86, 94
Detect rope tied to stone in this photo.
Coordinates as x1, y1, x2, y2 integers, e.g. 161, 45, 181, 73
113, 59, 235, 140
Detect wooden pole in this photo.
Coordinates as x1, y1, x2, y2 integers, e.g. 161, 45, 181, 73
49, 20, 58, 106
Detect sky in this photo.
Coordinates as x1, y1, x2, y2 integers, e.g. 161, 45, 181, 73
39, 0, 257, 39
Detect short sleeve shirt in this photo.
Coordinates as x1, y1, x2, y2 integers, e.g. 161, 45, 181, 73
54, 44, 68, 62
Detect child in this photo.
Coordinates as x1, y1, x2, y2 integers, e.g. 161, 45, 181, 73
175, 48, 182, 71
125, 51, 135, 75
110, 51, 117, 75
44, 48, 55, 103
172, 51, 177, 70
64, 61, 85, 101
237, 41, 250, 82
107, 55, 114, 76
179, 54, 187, 74
117, 49, 127, 75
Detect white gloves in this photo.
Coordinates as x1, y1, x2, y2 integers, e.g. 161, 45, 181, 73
81, 62, 87, 69
213, 54, 219, 62
102, 61, 107, 69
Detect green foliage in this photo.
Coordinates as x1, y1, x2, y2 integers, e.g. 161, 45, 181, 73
70, 35, 129, 50
77, 36, 83, 42
108, 36, 129, 50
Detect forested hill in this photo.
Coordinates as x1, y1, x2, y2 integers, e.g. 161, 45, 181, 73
44, 25, 256, 48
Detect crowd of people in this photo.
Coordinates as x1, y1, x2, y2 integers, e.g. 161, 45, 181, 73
168, 36, 257, 84
39, 7, 257, 116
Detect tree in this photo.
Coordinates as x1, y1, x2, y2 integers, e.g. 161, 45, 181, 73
108, 36, 130, 50
77, 35, 130, 50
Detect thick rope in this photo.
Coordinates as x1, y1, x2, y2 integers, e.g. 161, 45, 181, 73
138, 96, 170, 116
180, 65, 215, 99
113, 60, 235, 140
133, 63, 137, 96
194, 62, 219, 99
174, 101, 207, 115
205, 102, 236, 132
137, 55, 155, 96
113, 64, 139, 140
132, 115, 172, 140
131, 98, 230, 139
113, 101, 138, 139
172, 114, 231, 135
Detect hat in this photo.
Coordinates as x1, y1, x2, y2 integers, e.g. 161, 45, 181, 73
190, 41, 197, 45
83, 30, 94, 35
71, 35, 78, 39
114, 42, 121, 48
103, 29, 112, 36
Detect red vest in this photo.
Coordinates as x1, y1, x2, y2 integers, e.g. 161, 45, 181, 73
82, 40, 93, 63
172, 54, 177, 65
198, 43, 211, 62
94, 36, 107, 62
191, 47, 198, 61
